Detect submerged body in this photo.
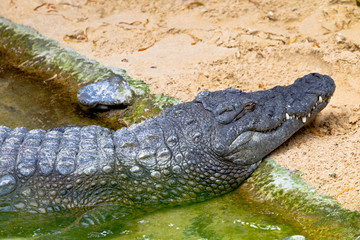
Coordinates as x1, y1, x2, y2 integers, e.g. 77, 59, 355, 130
0, 73, 335, 219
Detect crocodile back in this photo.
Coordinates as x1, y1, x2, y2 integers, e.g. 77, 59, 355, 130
0, 125, 115, 213
107, 103, 257, 210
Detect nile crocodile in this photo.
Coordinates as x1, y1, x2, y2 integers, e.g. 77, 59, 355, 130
0, 73, 335, 221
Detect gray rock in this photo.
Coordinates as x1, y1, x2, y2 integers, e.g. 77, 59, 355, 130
77, 75, 133, 108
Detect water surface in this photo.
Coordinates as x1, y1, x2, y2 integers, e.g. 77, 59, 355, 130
0, 63, 99, 129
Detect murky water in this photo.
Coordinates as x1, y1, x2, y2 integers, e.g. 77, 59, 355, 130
1, 187, 299, 240
0, 65, 300, 239
108, 188, 299, 240
0, 64, 100, 129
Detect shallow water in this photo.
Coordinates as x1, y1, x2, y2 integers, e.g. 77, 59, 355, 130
1, 188, 299, 240
0, 65, 300, 239
0, 64, 100, 129
108, 188, 299, 240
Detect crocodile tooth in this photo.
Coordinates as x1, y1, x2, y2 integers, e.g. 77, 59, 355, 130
302, 116, 307, 123
318, 96, 323, 103
285, 113, 290, 120
308, 112, 310, 117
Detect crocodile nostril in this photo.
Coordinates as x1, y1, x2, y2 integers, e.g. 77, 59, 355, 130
311, 73, 321, 79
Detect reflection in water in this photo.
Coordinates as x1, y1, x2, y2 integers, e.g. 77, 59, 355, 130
0, 64, 299, 239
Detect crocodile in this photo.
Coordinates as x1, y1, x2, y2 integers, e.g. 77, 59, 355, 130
0, 73, 335, 221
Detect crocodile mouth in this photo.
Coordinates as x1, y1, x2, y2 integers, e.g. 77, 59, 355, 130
256, 94, 332, 134
284, 95, 330, 125
225, 94, 331, 164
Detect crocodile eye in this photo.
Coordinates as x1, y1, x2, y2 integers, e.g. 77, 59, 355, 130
244, 102, 256, 112
215, 102, 256, 124
215, 104, 237, 124
217, 105, 235, 115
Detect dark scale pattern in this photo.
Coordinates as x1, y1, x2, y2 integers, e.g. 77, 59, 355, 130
0, 73, 335, 220
0, 125, 118, 213
105, 101, 258, 211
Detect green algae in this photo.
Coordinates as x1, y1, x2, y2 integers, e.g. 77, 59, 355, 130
2, 186, 299, 240
97, 94, 180, 129
242, 158, 360, 240
152, 94, 181, 110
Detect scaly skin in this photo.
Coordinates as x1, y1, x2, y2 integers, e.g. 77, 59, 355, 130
0, 73, 335, 221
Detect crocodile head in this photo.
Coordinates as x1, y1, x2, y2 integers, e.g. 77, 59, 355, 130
195, 73, 335, 165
